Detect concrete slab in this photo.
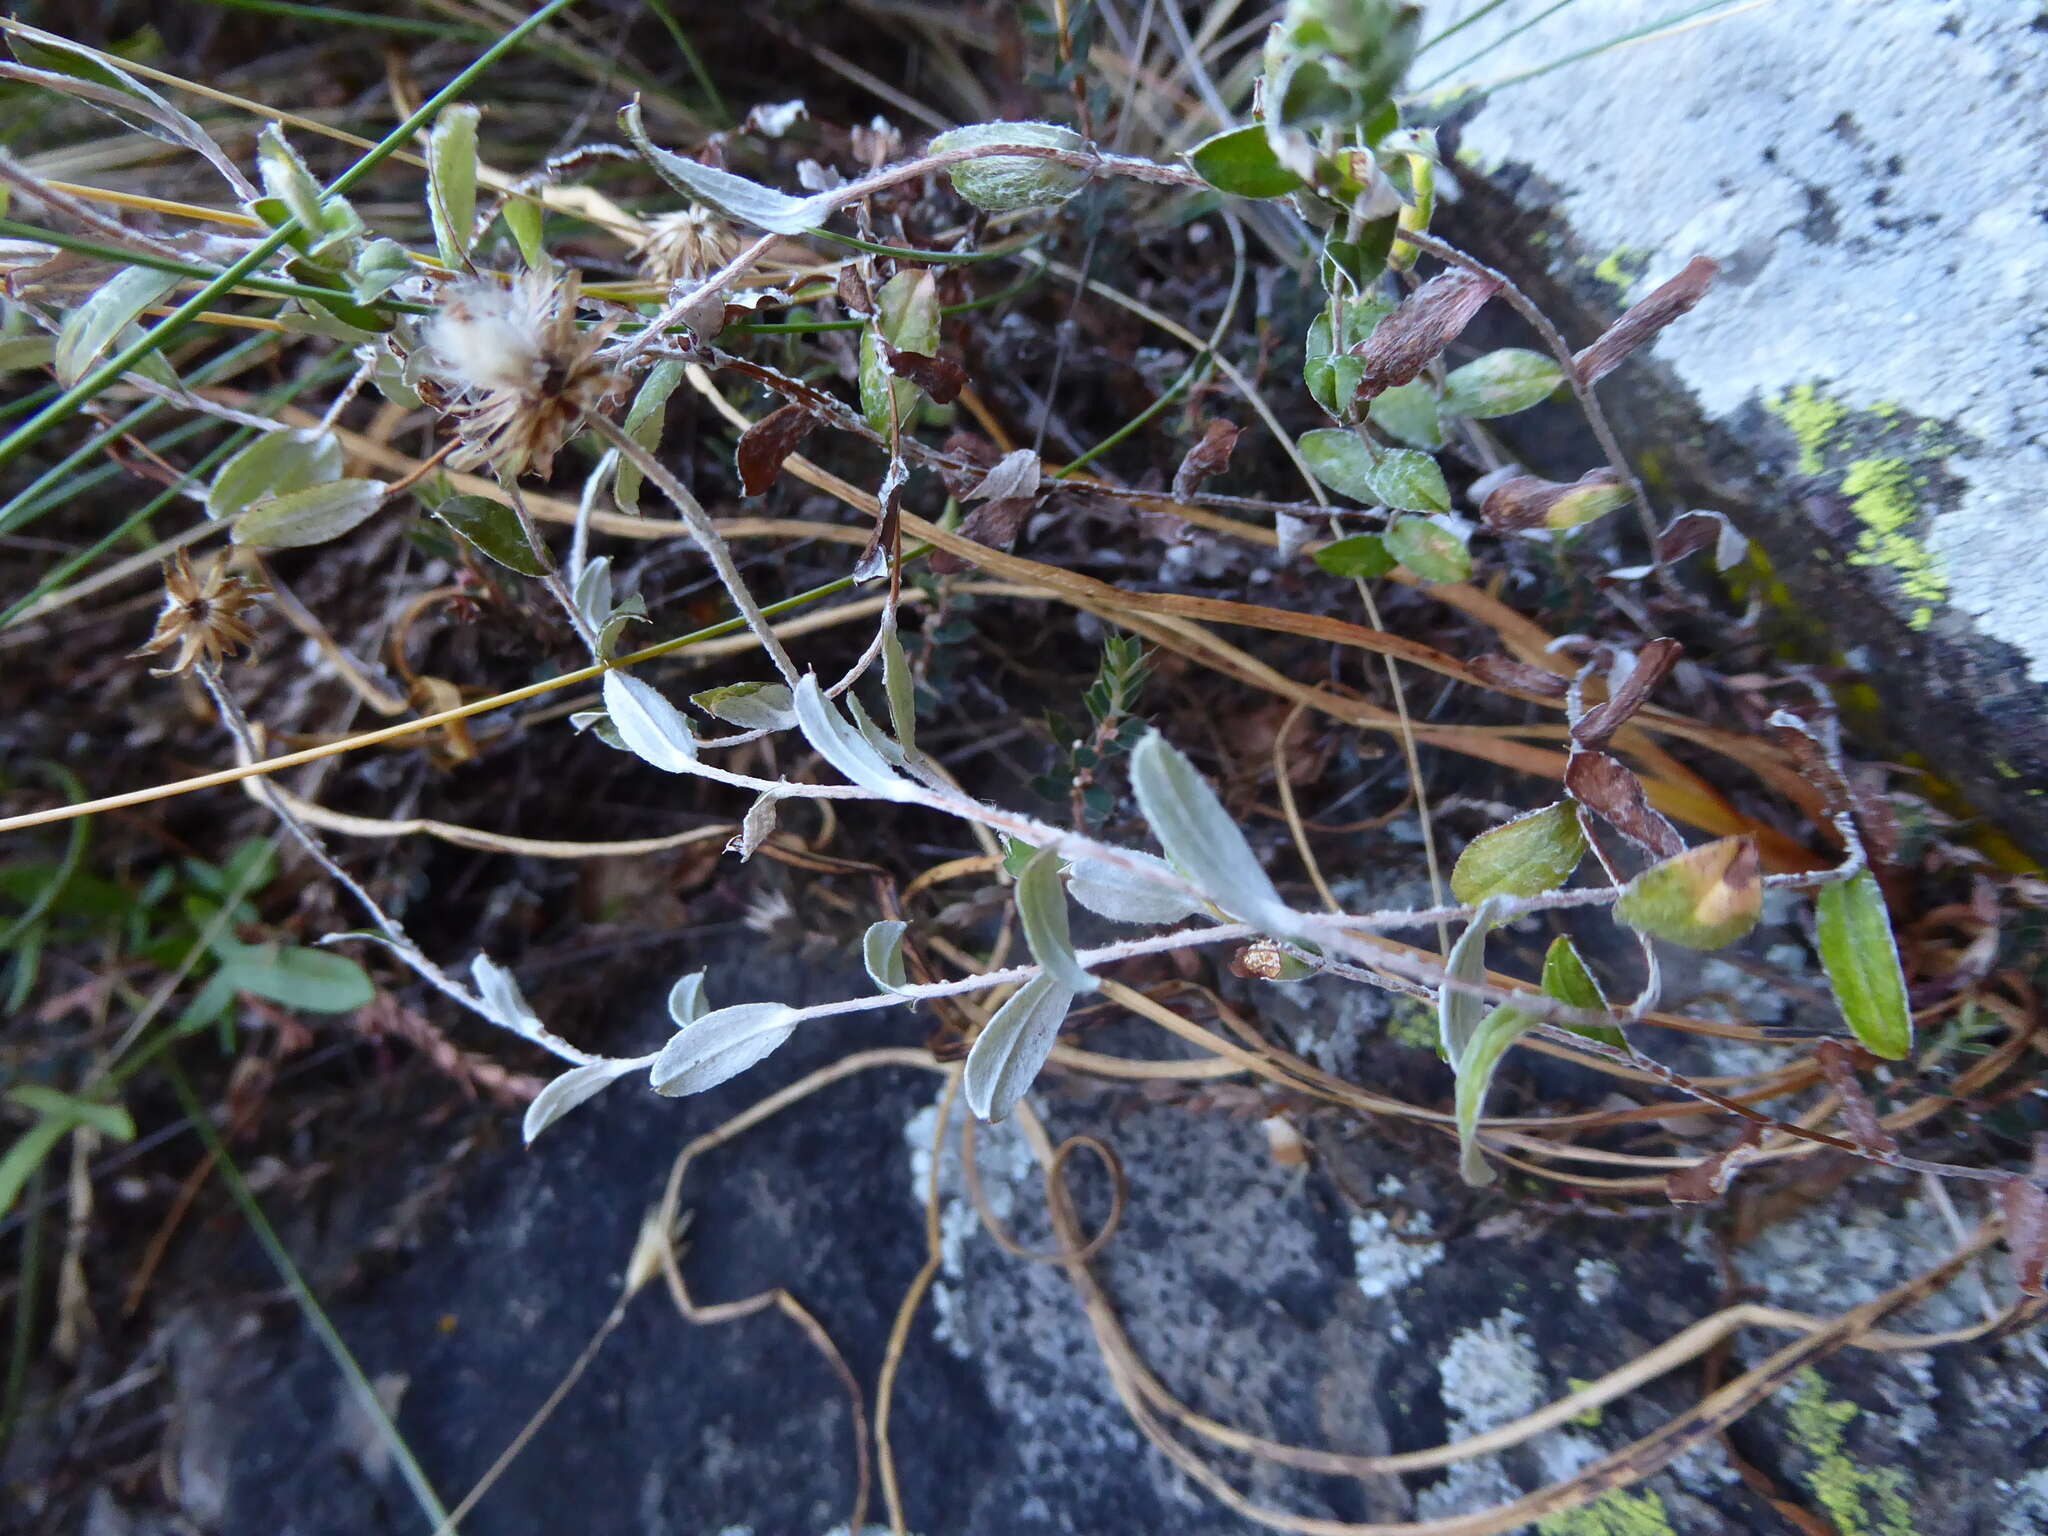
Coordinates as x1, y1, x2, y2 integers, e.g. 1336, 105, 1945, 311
1429, 0, 2048, 855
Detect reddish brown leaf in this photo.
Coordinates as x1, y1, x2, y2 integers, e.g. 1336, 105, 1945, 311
1354, 270, 1501, 401
1480, 468, 1628, 533
1815, 1041, 1899, 1157
1573, 637, 1683, 748
853, 454, 907, 583
1656, 508, 1745, 568
929, 497, 1034, 575
887, 347, 967, 405
734, 403, 821, 497
1574, 255, 1718, 386
2000, 1139, 2048, 1297
938, 431, 1002, 499
1172, 419, 1241, 502
1469, 655, 1570, 699
835, 265, 873, 316
1565, 750, 1685, 859
1666, 1122, 1765, 1204
1766, 710, 1855, 820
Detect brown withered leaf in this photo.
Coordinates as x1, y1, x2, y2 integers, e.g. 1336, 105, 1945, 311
734, 403, 821, 497
1815, 1041, 1899, 1157
1565, 750, 1685, 859
965, 448, 1042, 504
1766, 709, 1855, 821
1480, 468, 1626, 533
1354, 269, 1500, 401
835, 265, 873, 316
1666, 1122, 1766, 1204
1656, 508, 1745, 569
1999, 1139, 2048, 1297
1469, 654, 1570, 699
853, 454, 907, 584
887, 347, 967, 405
1572, 637, 1683, 748
1574, 255, 1718, 386
930, 497, 1034, 575
1172, 419, 1241, 502
937, 431, 1002, 499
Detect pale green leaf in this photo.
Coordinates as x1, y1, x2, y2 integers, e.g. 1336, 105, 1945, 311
1816, 870, 1912, 1060
962, 973, 1074, 1121
233, 477, 386, 548
650, 1002, 798, 1096
1016, 847, 1094, 995
427, 103, 480, 266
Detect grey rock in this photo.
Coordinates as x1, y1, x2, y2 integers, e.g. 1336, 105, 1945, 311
1429, 0, 2048, 856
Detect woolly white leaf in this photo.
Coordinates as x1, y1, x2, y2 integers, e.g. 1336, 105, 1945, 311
1130, 731, 1297, 936
603, 670, 698, 772
791, 673, 915, 798
523, 1057, 641, 1144
967, 448, 1041, 503
620, 99, 835, 234
729, 792, 781, 861
667, 971, 709, 1028
650, 1002, 799, 1097
471, 953, 541, 1038
1016, 847, 1094, 994
863, 919, 909, 993
572, 556, 614, 635
690, 681, 796, 732
962, 973, 1075, 1122
1066, 851, 1204, 926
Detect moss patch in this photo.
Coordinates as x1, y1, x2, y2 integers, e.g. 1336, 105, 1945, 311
1535, 1488, 1676, 1536
1784, 1369, 1918, 1536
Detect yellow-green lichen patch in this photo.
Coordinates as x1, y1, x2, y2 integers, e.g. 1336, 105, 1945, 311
1783, 1369, 1918, 1536
1384, 997, 1441, 1052
1839, 456, 1946, 628
1535, 1488, 1676, 1536
1591, 247, 1649, 297
1565, 1377, 1603, 1427
1771, 384, 1850, 474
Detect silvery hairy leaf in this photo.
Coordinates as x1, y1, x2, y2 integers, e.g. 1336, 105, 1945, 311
621, 99, 835, 234
472, 953, 542, 1039
649, 1002, 799, 1097
667, 971, 709, 1027
523, 1057, 643, 1144
792, 673, 916, 799
233, 478, 387, 549
729, 792, 781, 860
690, 682, 797, 732
602, 670, 698, 772
883, 627, 918, 760
572, 555, 614, 635
962, 973, 1075, 1122
1129, 731, 1297, 937
1017, 848, 1095, 995
1066, 850, 1204, 927
207, 429, 343, 522
863, 920, 910, 993
55, 266, 179, 389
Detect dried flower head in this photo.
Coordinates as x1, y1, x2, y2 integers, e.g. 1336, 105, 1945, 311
130, 549, 263, 676
424, 267, 619, 478
632, 204, 742, 286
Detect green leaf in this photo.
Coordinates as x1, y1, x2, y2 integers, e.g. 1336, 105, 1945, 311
1367, 450, 1451, 515
928, 121, 1092, 211
1186, 124, 1305, 198
427, 103, 480, 266
602, 670, 698, 772
1614, 836, 1762, 951
791, 675, 914, 799
1016, 847, 1094, 995
6, 1086, 134, 1142
233, 477, 387, 548
254, 124, 360, 255
1816, 870, 1913, 1060
215, 943, 375, 1012
689, 681, 795, 731
612, 360, 684, 514
503, 196, 545, 267
434, 493, 551, 575
863, 919, 909, 993
1439, 895, 1510, 1069
1453, 1003, 1533, 1186
349, 238, 415, 304
1540, 935, 1625, 1048
1320, 217, 1397, 291
55, 266, 179, 388
1450, 801, 1586, 904
620, 99, 834, 233
1130, 730, 1297, 938
1298, 428, 1382, 503
208, 429, 344, 522
1312, 535, 1395, 581
1383, 514, 1469, 581
0, 336, 55, 373
1303, 297, 1392, 418
883, 626, 918, 760
860, 270, 940, 434
1367, 380, 1443, 448
1440, 348, 1564, 419
962, 972, 1074, 1121
0, 1116, 69, 1223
